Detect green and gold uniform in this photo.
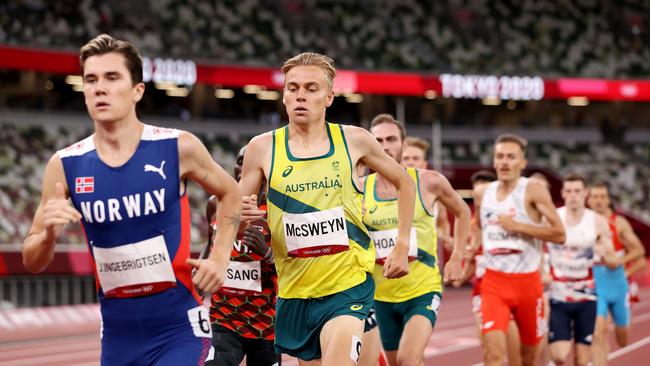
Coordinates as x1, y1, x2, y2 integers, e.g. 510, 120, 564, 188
362, 168, 442, 350
267, 123, 374, 360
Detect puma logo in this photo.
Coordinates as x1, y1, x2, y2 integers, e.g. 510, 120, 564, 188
144, 161, 166, 180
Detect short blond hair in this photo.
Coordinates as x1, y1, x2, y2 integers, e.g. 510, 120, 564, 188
404, 137, 430, 155
281, 52, 336, 89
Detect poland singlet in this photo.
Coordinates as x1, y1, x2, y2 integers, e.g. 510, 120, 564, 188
267, 123, 374, 299
58, 125, 208, 328
480, 177, 541, 273
363, 168, 441, 302
547, 207, 597, 302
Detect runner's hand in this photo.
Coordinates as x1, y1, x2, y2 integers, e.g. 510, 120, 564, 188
443, 252, 463, 284
187, 256, 228, 294
241, 194, 265, 222
242, 224, 272, 259
383, 241, 409, 278
43, 182, 81, 241
497, 214, 520, 234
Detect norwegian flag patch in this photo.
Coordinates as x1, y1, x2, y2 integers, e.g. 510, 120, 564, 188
75, 177, 95, 194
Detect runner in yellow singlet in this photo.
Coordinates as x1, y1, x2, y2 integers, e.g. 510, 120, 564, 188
238, 53, 416, 366
363, 114, 471, 366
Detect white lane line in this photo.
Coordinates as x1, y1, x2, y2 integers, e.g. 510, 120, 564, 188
608, 334, 650, 360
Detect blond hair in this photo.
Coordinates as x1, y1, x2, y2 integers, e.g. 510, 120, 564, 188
281, 52, 336, 89
404, 136, 430, 155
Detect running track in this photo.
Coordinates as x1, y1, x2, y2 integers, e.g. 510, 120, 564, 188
2, 287, 650, 366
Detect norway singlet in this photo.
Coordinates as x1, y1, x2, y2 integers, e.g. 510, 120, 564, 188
547, 207, 597, 302
59, 125, 211, 363
480, 177, 541, 273
363, 168, 441, 302
266, 122, 373, 299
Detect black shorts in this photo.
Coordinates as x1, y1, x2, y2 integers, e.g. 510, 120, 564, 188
205, 324, 279, 366
548, 300, 597, 345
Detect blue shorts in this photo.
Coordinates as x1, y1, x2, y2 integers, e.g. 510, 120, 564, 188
549, 300, 596, 345
100, 290, 212, 365
593, 265, 630, 327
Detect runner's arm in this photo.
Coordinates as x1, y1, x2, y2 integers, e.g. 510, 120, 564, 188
23, 154, 82, 273
617, 216, 646, 271
179, 132, 241, 292
239, 134, 270, 221
498, 181, 565, 243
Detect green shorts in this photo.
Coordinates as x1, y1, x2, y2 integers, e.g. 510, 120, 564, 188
374, 291, 442, 351
274, 273, 375, 361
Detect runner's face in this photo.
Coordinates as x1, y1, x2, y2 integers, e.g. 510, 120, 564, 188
83, 52, 144, 123
401, 145, 427, 169
493, 142, 526, 182
561, 180, 587, 210
283, 65, 334, 125
371, 123, 403, 162
587, 187, 610, 214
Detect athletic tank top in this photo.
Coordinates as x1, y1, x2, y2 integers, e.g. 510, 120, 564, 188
363, 168, 441, 302
480, 177, 541, 273
59, 125, 200, 320
267, 123, 373, 299
548, 207, 597, 302
210, 204, 277, 340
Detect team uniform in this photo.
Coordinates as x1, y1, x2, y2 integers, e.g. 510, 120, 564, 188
59, 125, 211, 365
547, 207, 598, 345
266, 123, 375, 361
479, 177, 545, 346
593, 213, 630, 326
363, 168, 442, 351
205, 204, 278, 366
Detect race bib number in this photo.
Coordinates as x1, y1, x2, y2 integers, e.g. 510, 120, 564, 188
370, 227, 418, 264
93, 235, 176, 298
187, 305, 213, 338
283, 207, 349, 257
482, 225, 527, 254
221, 260, 262, 294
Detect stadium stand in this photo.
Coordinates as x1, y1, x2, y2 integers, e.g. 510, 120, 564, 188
1, 0, 649, 76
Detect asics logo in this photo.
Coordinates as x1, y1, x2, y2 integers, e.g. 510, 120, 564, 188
350, 304, 363, 311
144, 161, 166, 180
282, 165, 294, 177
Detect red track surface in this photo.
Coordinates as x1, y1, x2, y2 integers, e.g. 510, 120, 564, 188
1, 287, 649, 366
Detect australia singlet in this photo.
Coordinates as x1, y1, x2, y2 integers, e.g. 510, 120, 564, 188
480, 177, 541, 273
210, 204, 277, 340
363, 168, 441, 302
267, 123, 373, 299
547, 207, 597, 302
59, 125, 209, 335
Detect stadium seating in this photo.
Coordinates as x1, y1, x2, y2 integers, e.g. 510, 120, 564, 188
1, 0, 648, 76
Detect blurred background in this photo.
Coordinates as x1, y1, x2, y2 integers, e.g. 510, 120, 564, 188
0, 0, 648, 363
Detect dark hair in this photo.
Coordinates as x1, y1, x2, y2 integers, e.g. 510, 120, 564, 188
470, 170, 497, 184
80, 34, 143, 85
495, 133, 528, 153
370, 114, 406, 141
563, 172, 587, 186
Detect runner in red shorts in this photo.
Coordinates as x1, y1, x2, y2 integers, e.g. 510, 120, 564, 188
473, 134, 565, 366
